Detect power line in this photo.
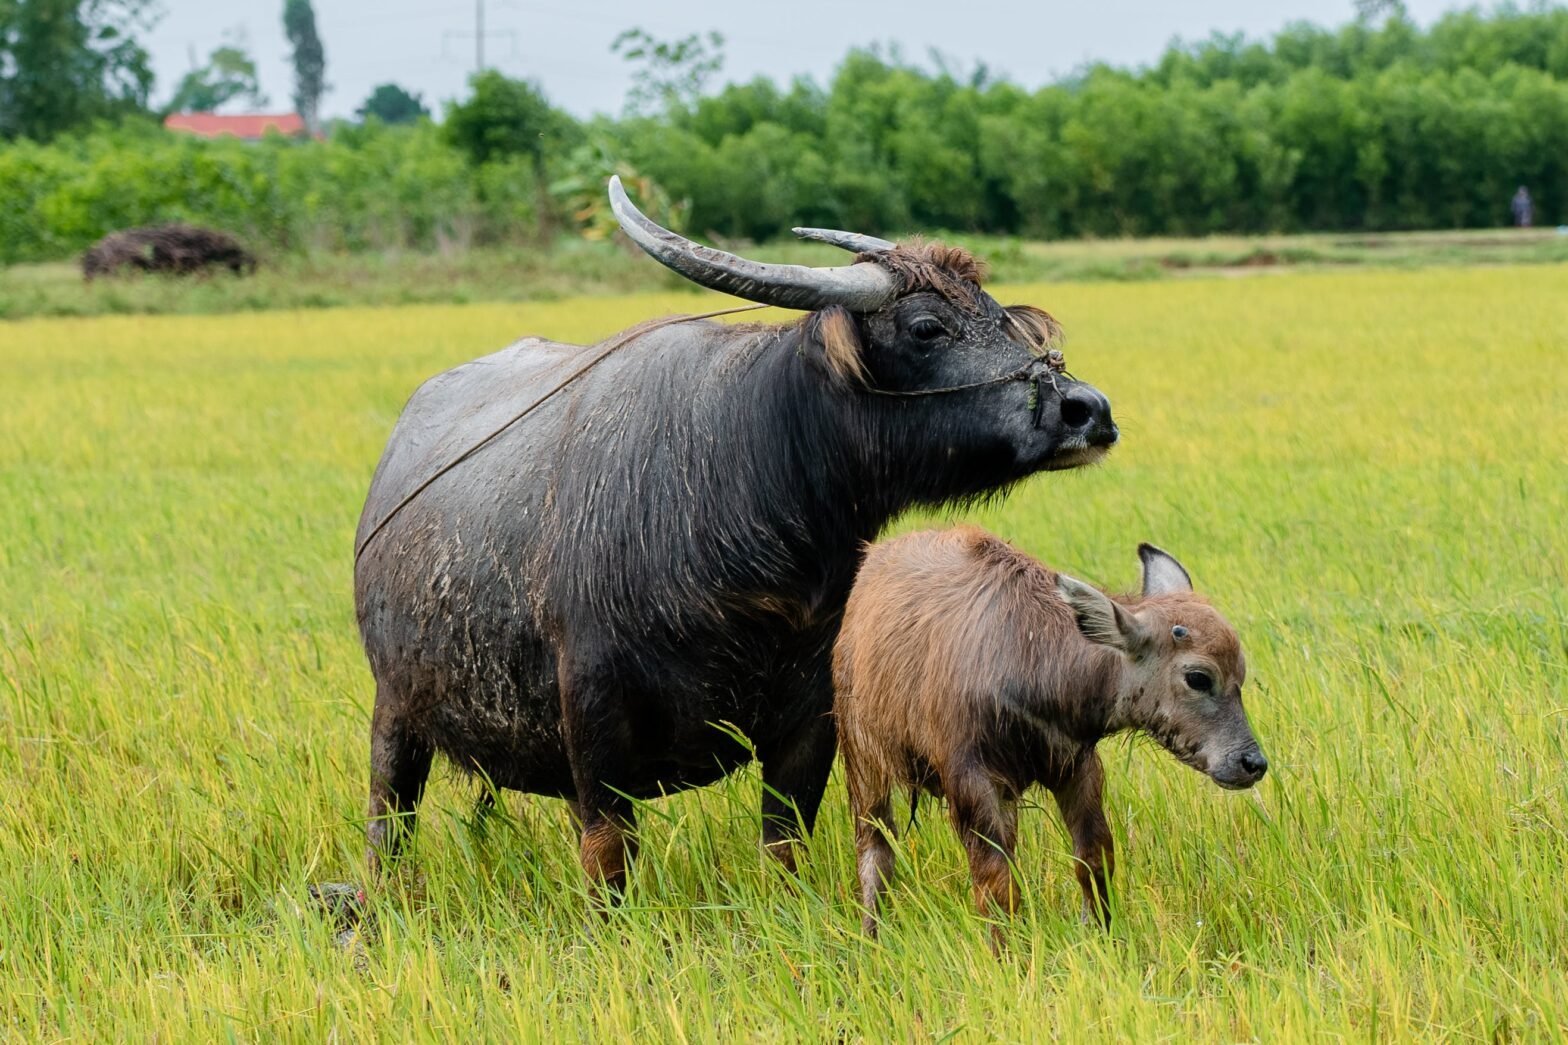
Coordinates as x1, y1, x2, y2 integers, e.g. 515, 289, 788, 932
321, 8, 453, 32
504, 1, 854, 60
441, 0, 517, 74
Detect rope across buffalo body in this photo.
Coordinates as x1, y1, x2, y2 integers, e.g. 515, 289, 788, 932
354, 302, 770, 563
354, 312, 1069, 563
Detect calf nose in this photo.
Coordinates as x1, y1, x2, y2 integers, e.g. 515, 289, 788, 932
1060, 384, 1118, 446
1240, 750, 1269, 778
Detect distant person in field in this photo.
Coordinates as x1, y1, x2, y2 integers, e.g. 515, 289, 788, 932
1511, 186, 1534, 228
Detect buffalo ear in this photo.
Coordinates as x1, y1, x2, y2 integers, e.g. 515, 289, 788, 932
1138, 543, 1193, 596
802, 305, 867, 387
1056, 574, 1146, 652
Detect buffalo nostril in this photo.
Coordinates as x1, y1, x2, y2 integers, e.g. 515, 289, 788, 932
1060, 396, 1093, 429
1240, 751, 1269, 777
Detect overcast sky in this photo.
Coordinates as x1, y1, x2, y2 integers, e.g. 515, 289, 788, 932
144, 0, 1470, 120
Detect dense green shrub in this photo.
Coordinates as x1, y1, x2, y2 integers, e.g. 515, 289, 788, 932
0, 121, 546, 263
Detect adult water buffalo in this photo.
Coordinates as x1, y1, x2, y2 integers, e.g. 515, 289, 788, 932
353, 177, 1118, 893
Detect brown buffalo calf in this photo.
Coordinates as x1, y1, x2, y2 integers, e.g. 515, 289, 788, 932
833, 526, 1267, 944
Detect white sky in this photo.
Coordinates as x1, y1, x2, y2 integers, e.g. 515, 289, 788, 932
144, 0, 1471, 120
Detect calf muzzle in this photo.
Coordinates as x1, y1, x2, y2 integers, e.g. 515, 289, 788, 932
1212, 745, 1269, 789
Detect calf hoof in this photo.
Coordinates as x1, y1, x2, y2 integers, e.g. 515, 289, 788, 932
1079, 901, 1113, 931
308, 881, 367, 933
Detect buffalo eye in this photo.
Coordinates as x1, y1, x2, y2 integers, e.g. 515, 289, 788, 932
1184, 669, 1213, 693
910, 316, 946, 342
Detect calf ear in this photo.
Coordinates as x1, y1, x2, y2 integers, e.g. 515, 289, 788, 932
1138, 543, 1193, 596
802, 305, 867, 387
1056, 574, 1146, 652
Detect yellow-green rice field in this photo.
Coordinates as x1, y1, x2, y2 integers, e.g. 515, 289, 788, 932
2, 266, 1565, 1040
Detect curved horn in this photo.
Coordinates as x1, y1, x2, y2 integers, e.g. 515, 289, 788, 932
608, 176, 896, 312
792, 227, 896, 255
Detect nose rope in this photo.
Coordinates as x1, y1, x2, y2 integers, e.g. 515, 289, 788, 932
1033, 348, 1074, 429
861, 347, 1069, 400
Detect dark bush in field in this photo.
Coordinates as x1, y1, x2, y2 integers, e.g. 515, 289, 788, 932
81, 224, 256, 279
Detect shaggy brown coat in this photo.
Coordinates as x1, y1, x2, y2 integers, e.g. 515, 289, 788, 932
834, 526, 1265, 945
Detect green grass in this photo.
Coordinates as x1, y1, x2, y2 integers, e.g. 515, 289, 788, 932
4, 225, 1568, 320
2, 267, 1566, 1040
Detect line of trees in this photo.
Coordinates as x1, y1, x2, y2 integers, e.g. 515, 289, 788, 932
611, 6, 1568, 237
1, 3, 1565, 263
624, 49, 1567, 239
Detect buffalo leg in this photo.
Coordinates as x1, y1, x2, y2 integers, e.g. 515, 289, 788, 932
559, 664, 640, 899
758, 710, 837, 874
1052, 751, 1115, 928
946, 764, 1019, 952
366, 697, 433, 877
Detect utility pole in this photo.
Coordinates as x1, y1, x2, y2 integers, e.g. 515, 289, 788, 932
442, 0, 514, 75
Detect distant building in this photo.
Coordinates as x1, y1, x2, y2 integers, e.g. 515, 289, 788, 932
163, 113, 310, 140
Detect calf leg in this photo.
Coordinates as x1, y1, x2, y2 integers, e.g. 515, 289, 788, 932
845, 754, 896, 937
1052, 751, 1116, 928
758, 710, 837, 874
366, 696, 434, 877
945, 765, 1019, 951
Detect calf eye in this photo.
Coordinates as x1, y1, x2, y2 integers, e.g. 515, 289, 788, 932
1184, 670, 1213, 692
911, 317, 946, 342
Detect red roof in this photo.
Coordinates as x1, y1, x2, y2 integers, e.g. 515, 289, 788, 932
164, 112, 307, 139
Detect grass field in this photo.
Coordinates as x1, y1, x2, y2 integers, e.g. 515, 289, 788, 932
2, 266, 1566, 1040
